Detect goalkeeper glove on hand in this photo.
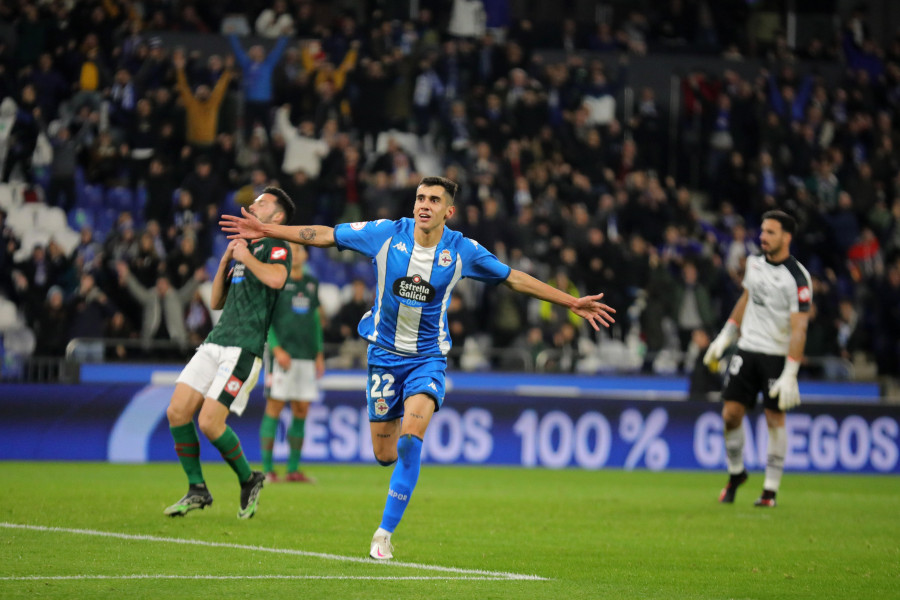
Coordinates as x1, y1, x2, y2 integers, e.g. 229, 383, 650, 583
769, 357, 801, 411
703, 320, 739, 367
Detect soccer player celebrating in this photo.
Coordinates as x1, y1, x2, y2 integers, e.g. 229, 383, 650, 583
221, 176, 616, 558
164, 187, 294, 519
704, 210, 811, 507
260, 242, 324, 483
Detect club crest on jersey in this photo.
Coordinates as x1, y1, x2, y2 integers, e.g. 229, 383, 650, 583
350, 221, 367, 230
393, 274, 436, 305
798, 286, 811, 302
438, 249, 453, 267
270, 247, 287, 260
224, 375, 243, 397
374, 399, 389, 416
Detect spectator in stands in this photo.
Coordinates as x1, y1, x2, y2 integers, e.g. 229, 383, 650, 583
31, 285, 70, 357
255, 0, 294, 38
116, 261, 204, 348
28, 53, 68, 122
272, 105, 329, 178
671, 260, 716, 353
166, 232, 204, 289
85, 130, 127, 187
180, 156, 225, 247
173, 49, 234, 153
46, 121, 90, 211
66, 271, 115, 363
129, 230, 163, 288
228, 34, 289, 139
0, 96, 38, 183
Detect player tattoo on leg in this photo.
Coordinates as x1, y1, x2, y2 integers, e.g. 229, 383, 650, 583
298, 227, 316, 242
408, 412, 424, 420
376, 433, 393, 438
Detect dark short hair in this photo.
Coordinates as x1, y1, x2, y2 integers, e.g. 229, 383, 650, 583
263, 186, 295, 225
418, 176, 459, 204
762, 209, 796, 235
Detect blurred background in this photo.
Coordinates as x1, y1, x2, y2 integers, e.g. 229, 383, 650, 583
1, 0, 899, 406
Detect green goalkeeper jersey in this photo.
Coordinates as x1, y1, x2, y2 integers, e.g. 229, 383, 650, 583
267, 271, 323, 360
206, 237, 292, 357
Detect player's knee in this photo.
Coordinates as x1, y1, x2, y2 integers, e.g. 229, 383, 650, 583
722, 407, 743, 429
166, 402, 191, 426
196, 412, 224, 439
374, 446, 398, 466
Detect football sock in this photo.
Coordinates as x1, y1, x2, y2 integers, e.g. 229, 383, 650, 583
212, 426, 252, 483
379, 434, 423, 533
171, 422, 205, 485
724, 425, 745, 475
259, 414, 279, 473
287, 417, 305, 473
763, 426, 786, 493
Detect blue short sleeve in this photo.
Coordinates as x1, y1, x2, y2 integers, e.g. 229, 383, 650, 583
334, 219, 396, 257
458, 237, 511, 284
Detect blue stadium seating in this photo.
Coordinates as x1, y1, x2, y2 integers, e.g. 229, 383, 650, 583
106, 186, 134, 213
78, 184, 105, 211
67, 208, 94, 231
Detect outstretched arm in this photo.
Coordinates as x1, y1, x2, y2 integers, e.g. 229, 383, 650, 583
220, 207, 336, 247
503, 269, 615, 331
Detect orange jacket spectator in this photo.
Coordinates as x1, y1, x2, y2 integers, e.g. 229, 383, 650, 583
175, 66, 233, 146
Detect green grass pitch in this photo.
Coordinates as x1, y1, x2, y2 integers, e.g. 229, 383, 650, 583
1, 462, 898, 599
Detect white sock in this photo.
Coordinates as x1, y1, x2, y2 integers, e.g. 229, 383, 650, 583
724, 425, 745, 475
763, 427, 786, 493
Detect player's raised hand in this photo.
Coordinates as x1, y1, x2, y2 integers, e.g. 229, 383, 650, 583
220, 207, 265, 240
571, 293, 616, 331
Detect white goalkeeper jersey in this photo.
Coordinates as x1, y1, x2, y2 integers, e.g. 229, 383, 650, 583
737, 254, 812, 356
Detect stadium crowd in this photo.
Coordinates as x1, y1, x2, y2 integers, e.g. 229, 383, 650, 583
0, 0, 898, 391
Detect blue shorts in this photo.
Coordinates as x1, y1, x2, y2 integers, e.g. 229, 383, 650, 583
366, 346, 447, 422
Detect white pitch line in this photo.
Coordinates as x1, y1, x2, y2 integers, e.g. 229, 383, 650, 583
0, 523, 548, 581
1, 575, 511, 581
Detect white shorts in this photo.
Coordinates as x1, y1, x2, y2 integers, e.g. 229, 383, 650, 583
176, 343, 262, 416
266, 358, 320, 402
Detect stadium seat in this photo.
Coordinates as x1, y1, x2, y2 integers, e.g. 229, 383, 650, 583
317, 283, 343, 319
7, 203, 42, 236
0, 298, 21, 331
222, 190, 241, 215
67, 208, 94, 231
93, 208, 118, 237
204, 256, 219, 278
0, 184, 19, 212
39, 206, 69, 233
134, 187, 147, 215
106, 186, 134, 213
79, 184, 105, 211
212, 233, 229, 258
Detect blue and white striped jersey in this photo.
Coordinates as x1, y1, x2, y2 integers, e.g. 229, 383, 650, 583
334, 218, 511, 357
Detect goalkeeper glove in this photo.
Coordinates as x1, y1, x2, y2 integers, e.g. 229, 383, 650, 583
769, 357, 801, 411
703, 320, 739, 368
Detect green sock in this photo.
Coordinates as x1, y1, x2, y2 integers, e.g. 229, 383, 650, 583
259, 414, 279, 473
287, 417, 305, 473
171, 422, 205, 485
211, 426, 252, 483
